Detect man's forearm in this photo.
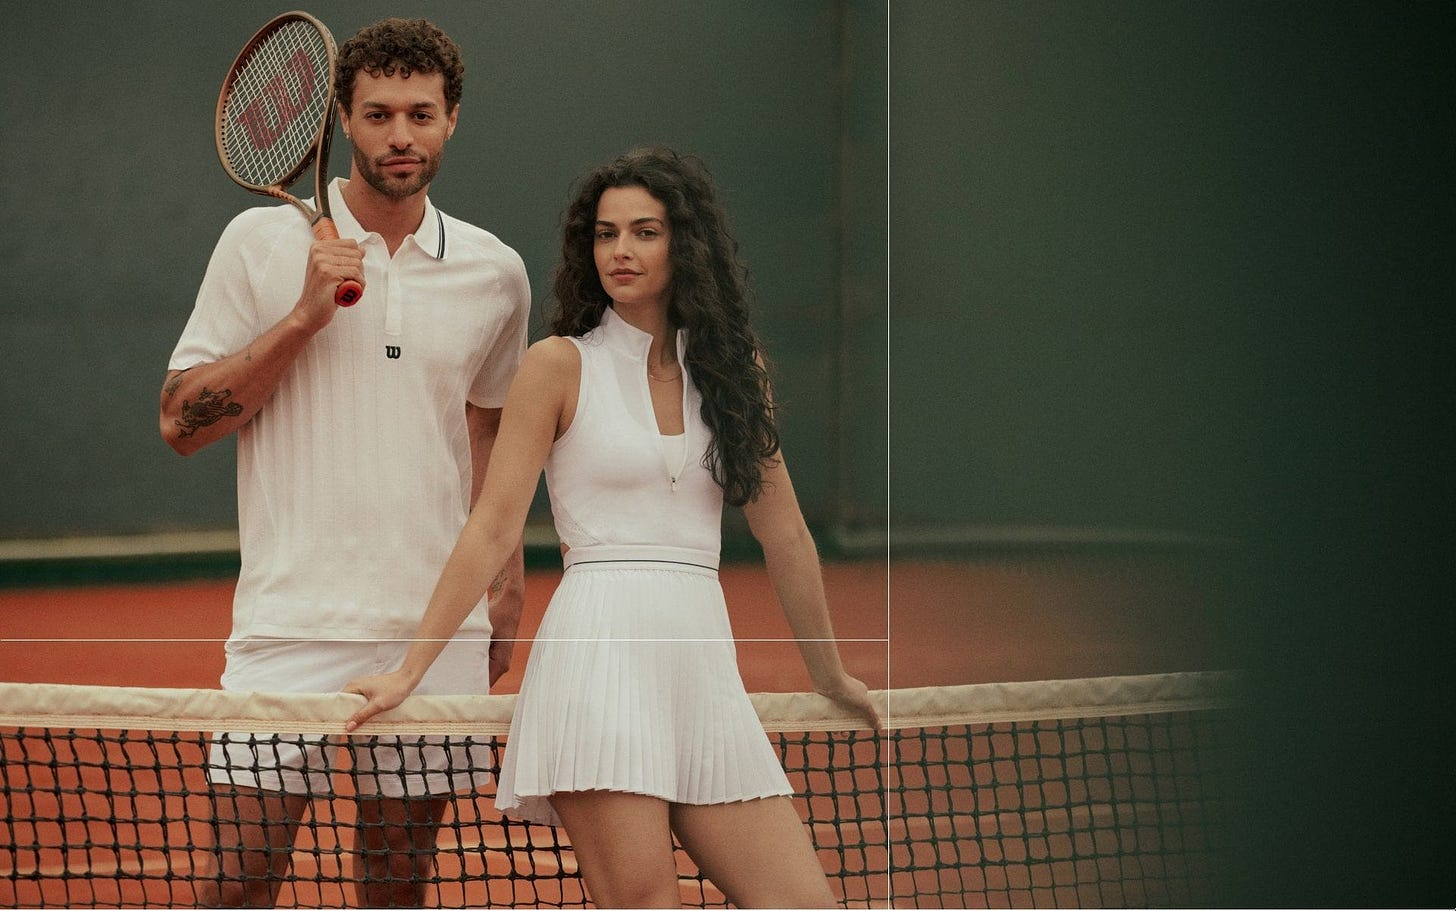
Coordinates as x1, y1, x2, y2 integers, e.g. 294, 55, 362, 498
160, 312, 320, 455
488, 538, 527, 640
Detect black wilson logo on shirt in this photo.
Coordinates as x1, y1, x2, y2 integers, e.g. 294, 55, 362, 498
385, 346, 401, 359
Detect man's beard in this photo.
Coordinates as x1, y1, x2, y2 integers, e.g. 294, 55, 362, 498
354, 147, 443, 199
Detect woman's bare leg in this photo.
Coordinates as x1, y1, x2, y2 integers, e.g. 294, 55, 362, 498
550, 791, 682, 908
670, 796, 837, 909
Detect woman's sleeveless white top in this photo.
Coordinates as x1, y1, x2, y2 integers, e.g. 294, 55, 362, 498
544, 306, 723, 569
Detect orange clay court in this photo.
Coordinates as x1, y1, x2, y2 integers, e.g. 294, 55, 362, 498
0, 552, 1235, 692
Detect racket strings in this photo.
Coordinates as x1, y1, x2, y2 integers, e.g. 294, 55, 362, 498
220, 20, 332, 188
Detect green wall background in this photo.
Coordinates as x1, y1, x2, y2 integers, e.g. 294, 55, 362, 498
15, 1, 1441, 553
3, 2, 1444, 558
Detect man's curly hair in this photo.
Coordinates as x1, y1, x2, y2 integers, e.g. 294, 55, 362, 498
335, 18, 464, 114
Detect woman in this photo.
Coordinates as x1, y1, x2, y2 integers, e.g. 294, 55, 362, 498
343, 147, 879, 908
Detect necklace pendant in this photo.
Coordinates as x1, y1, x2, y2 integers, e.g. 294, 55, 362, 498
670, 476, 677, 492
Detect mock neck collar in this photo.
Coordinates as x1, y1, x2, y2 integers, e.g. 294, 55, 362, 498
599, 306, 685, 364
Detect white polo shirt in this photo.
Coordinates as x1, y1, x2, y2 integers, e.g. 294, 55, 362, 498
170, 178, 529, 641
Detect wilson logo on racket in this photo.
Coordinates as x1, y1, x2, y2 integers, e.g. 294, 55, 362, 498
385, 346, 401, 359
234, 48, 316, 151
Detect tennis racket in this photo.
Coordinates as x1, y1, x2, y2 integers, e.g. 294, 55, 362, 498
215, 11, 362, 307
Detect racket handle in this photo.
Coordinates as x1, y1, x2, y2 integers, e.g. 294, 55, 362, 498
311, 217, 364, 307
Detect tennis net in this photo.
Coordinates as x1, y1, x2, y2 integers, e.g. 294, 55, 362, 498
0, 672, 1239, 908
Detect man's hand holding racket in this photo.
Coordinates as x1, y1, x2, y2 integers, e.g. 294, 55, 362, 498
293, 235, 364, 332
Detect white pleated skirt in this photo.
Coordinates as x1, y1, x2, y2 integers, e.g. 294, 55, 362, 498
494, 556, 793, 827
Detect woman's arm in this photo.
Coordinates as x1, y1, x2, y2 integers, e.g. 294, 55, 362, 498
343, 337, 579, 729
742, 450, 882, 730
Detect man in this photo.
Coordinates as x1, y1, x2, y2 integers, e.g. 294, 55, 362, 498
160, 18, 527, 907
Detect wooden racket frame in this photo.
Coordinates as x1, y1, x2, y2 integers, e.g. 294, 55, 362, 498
214, 10, 360, 306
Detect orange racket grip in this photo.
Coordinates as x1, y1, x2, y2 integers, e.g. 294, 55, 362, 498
311, 217, 364, 307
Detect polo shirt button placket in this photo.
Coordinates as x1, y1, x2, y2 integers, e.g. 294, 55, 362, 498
383, 259, 402, 338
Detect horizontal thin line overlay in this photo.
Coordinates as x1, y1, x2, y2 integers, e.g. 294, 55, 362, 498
0, 524, 563, 562
0, 637, 892, 644
0, 521, 1236, 563
0, 671, 1240, 735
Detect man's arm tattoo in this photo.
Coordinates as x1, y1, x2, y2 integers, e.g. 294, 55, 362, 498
174, 387, 244, 438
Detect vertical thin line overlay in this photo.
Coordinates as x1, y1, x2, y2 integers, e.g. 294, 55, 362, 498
881, 0, 894, 899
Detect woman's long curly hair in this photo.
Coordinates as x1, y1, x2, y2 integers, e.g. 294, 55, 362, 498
552, 147, 779, 506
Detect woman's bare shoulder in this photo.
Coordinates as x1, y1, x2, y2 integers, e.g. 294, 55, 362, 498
527, 334, 580, 361
511, 336, 582, 398
519, 335, 580, 373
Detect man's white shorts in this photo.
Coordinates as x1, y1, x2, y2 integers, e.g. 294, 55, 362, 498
207, 637, 493, 799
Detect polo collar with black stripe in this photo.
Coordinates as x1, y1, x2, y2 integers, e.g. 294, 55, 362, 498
323, 178, 447, 261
